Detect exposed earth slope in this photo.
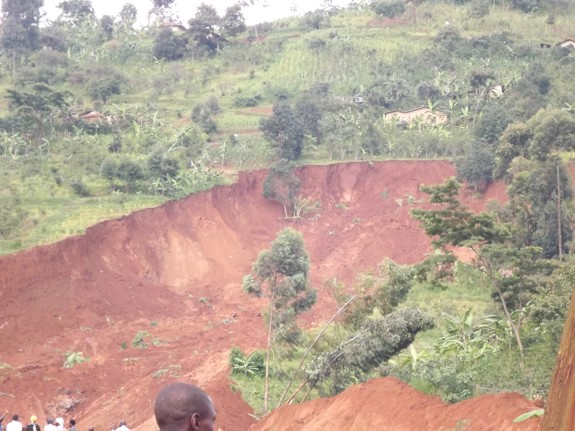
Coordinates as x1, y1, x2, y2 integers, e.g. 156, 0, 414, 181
0, 161, 515, 430
252, 377, 541, 431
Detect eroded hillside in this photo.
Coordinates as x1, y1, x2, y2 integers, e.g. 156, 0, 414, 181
0, 161, 507, 430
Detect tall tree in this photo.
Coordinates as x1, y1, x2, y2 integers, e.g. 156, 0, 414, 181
260, 101, 305, 160
0, 0, 43, 73
5, 83, 69, 143
243, 228, 316, 413
99, 15, 115, 41
119, 3, 137, 31
57, 0, 95, 25
188, 3, 222, 54
222, 4, 246, 37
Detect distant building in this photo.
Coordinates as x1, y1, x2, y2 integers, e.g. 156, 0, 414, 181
334, 95, 364, 105
384, 107, 448, 125
558, 38, 575, 49
160, 21, 187, 33
75, 111, 116, 124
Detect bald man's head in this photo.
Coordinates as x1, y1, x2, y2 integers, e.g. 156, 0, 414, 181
154, 383, 216, 431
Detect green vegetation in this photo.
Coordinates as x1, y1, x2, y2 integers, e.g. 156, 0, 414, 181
243, 228, 317, 412
131, 330, 149, 349
63, 351, 89, 368
233, 258, 433, 416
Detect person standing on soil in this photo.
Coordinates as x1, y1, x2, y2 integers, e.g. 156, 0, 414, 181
154, 383, 216, 431
26, 416, 41, 431
43, 419, 56, 431
6, 415, 22, 431
54, 419, 64, 431
115, 421, 129, 431
67, 420, 76, 431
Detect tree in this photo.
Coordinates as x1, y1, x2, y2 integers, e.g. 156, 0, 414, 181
191, 102, 217, 134
243, 228, 316, 412
153, 28, 187, 61
305, 308, 433, 396
296, 96, 323, 146
0, 0, 43, 72
119, 3, 137, 31
411, 178, 548, 359
262, 159, 301, 218
505, 156, 573, 258
494, 122, 532, 179
99, 15, 114, 41
527, 109, 575, 160
474, 105, 513, 146
222, 4, 246, 37
188, 4, 222, 55
57, 0, 95, 24
116, 158, 145, 191
302, 9, 330, 29
5, 83, 69, 143
456, 141, 496, 190
260, 101, 305, 160
148, 148, 180, 180
341, 259, 415, 330
372, 0, 406, 18
88, 76, 121, 104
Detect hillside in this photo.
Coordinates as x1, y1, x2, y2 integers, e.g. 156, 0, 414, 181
252, 377, 541, 431
2, 0, 575, 429
0, 161, 506, 430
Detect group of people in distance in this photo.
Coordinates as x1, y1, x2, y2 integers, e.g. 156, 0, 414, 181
0, 383, 216, 431
0, 416, 79, 431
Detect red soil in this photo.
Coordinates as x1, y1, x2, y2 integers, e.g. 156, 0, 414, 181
0, 161, 530, 431
253, 377, 541, 431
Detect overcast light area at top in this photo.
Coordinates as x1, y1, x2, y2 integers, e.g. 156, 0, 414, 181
41, 0, 356, 26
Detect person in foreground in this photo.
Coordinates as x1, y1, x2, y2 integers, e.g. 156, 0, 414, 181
154, 383, 216, 431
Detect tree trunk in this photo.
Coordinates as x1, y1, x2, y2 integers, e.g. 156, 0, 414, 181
541, 285, 575, 431
493, 281, 524, 360
478, 253, 525, 360
557, 163, 563, 261
264, 300, 274, 413
277, 295, 357, 407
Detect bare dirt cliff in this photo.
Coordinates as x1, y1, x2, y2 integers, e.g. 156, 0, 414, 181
0, 161, 520, 431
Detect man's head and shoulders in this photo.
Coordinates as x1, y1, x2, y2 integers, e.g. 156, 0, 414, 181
154, 382, 216, 431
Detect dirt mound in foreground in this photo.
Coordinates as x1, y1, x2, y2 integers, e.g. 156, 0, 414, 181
253, 377, 541, 431
0, 161, 508, 431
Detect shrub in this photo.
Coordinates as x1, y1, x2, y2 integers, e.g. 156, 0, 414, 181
70, 180, 91, 197
230, 347, 266, 377
233, 95, 262, 108
372, 0, 406, 18
206, 95, 221, 114
132, 330, 149, 349
63, 352, 89, 368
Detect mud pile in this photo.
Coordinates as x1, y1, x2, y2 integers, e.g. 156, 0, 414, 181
0, 161, 509, 430
253, 377, 541, 431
